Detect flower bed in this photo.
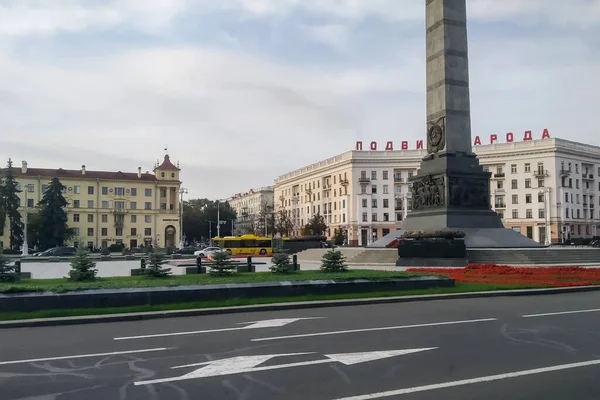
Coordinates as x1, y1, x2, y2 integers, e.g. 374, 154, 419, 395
406, 264, 600, 287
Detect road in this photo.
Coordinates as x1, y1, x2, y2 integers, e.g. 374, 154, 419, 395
1, 292, 599, 399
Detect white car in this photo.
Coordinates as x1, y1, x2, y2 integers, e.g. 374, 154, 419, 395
193, 247, 222, 257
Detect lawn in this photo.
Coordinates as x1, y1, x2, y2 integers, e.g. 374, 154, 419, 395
407, 264, 600, 287
0, 269, 428, 294
0, 281, 549, 322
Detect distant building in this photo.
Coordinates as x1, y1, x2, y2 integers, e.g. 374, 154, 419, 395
1, 154, 183, 250
274, 137, 600, 246
227, 187, 274, 234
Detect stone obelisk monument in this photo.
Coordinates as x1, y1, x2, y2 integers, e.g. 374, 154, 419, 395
402, 0, 505, 233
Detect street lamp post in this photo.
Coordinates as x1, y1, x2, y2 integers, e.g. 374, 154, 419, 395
178, 187, 188, 248
216, 200, 221, 238
21, 184, 34, 256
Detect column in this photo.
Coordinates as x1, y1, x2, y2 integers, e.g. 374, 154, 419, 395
166, 187, 171, 211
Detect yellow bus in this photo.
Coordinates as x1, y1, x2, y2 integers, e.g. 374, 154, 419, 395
213, 234, 283, 255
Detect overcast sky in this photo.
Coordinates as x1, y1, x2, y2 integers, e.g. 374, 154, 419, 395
1, 0, 599, 199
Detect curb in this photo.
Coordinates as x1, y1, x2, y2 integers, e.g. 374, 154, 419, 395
1, 285, 599, 329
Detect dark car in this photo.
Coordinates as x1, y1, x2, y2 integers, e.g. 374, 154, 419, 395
34, 246, 78, 257
174, 247, 201, 255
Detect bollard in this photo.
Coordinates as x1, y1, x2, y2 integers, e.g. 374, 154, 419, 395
196, 256, 203, 274
292, 254, 298, 271
247, 256, 255, 273
140, 258, 146, 269
14, 260, 21, 280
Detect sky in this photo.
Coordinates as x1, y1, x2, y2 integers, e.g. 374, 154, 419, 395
0, 0, 599, 200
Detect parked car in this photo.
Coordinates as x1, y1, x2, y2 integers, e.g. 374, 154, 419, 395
193, 247, 222, 257
34, 246, 78, 257
174, 247, 201, 255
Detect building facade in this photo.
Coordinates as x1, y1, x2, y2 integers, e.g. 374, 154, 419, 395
227, 187, 274, 234
1, 154, 183, 250
274, 137, 600, 246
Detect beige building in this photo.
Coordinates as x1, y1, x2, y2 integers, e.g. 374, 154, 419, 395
227, 187, 274, 234
274, 137, 600, 245
1, 154, 183, 250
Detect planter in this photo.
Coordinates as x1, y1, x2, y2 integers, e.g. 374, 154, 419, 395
398, 238, 466, 259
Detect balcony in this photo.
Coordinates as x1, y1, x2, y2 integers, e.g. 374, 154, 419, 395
494, 203, 506, 209
394, 177, 404, 183
583, 174, 595, 180
494, 188, 506, 193
493, 172, 505, 178
339, 179, 349, 187
358, 176, 370, 183
583, 203, 589, 208
559, 169, 571, 176
533, 169, 549, 177
395, 204, 403, 211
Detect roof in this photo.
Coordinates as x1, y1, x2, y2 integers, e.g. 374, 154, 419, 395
8, 167, 158, 182
155, 154, 180, 171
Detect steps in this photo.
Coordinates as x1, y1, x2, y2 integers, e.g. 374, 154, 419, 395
294, 248, 366, 263
467, 248, 600, 265
347, 249, 399, 264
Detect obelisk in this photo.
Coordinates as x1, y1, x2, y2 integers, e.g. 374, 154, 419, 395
402, 0, 504, 232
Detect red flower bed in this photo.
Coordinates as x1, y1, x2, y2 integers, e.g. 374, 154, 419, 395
406, 264, 600, 287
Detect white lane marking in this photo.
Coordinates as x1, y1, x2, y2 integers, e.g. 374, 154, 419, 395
0, 348, 170, 366
114, 317, 324, 341
135, 348, 436, 386
332, 359, 600, 399
251, 318, 497, 342
523, 308, 600, 318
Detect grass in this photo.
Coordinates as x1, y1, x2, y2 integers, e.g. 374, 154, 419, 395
0, 282, 549, 322
0, 270, 428, 294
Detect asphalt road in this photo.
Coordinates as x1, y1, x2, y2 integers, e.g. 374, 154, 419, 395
1, 292, 600, 400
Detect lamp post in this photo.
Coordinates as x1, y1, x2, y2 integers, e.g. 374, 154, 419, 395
21, 184, 33, 256
178, 187, 188, 248
216, 200, 221, 238
227, 218, 235, 236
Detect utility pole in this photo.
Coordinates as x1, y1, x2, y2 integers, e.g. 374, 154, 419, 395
179, 188, 187, 248
216, 200, 221, 238
21, 184, 32, 256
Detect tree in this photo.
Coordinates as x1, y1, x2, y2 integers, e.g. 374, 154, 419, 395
270, 243, 291, 273
68, 249, 98, 281
302, 213, 328, 236
0, 159, 24, 250
143, 249, 172, 277
333, 228, 345, 246
181, 198, 237, 242
0, 249, 16, 282
255, 201, 275, 237
275, 210, 294, 238
25, 211, 43, 250
320, 249, 348, 272
38, 177, 74, 250
208, 251, 237, 275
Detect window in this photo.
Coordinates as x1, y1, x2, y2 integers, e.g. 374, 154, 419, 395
131, 215, 137, 223
73, 214, 80, 222
371, 185, 377, 194
524, 163, 531, 172
73, 200, 80, 208
131, 228, 137, 236
144, 227, 152, 236
371, 171, 377, 180
511, 164, 517, 173
383, 199, 389, 208
115, 187, 125, 196
116, 228, 123, 236
73, 227, 80, 236
526, 209, 533, 219
383, 185, 389, 194
87, 214, 93, 223
101, 214, 108, 223
496, 167, 503, 175
497, 180, 503, 189
145, 188, 152, 196
362, 213, 368, 222
102, 201, 109, 208
361, 184, 367, 194
42, 184, 48, 193
101, 228, 108, 236
382, 171, 388, 180
87, 228, 94, 236
372, 199, 377, 208
88, 186, 94, 195
115, 201, 125, 209
525, 179, 531, 188
160, 188, 167, 197
144, 202, 152, 210
26, 185, 34, 193
27, 199, 34, 208
538, 178, 545, 188
538, 193, 545, 202
576, 179, 580, 189
131, 188, 137, 196
383, 213, 389, 221
526, 194, 532, 203
145, 215, 152, 223
73, 185, 80, 194
372, 213, 378, 221
512, 209, 519, 219
362, 199, 367, 207
539, 209, 545, 218
360, 171, 367, 179
102, 187, 108, 195
512, 194, 518, 204
511, 180, 518, 189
